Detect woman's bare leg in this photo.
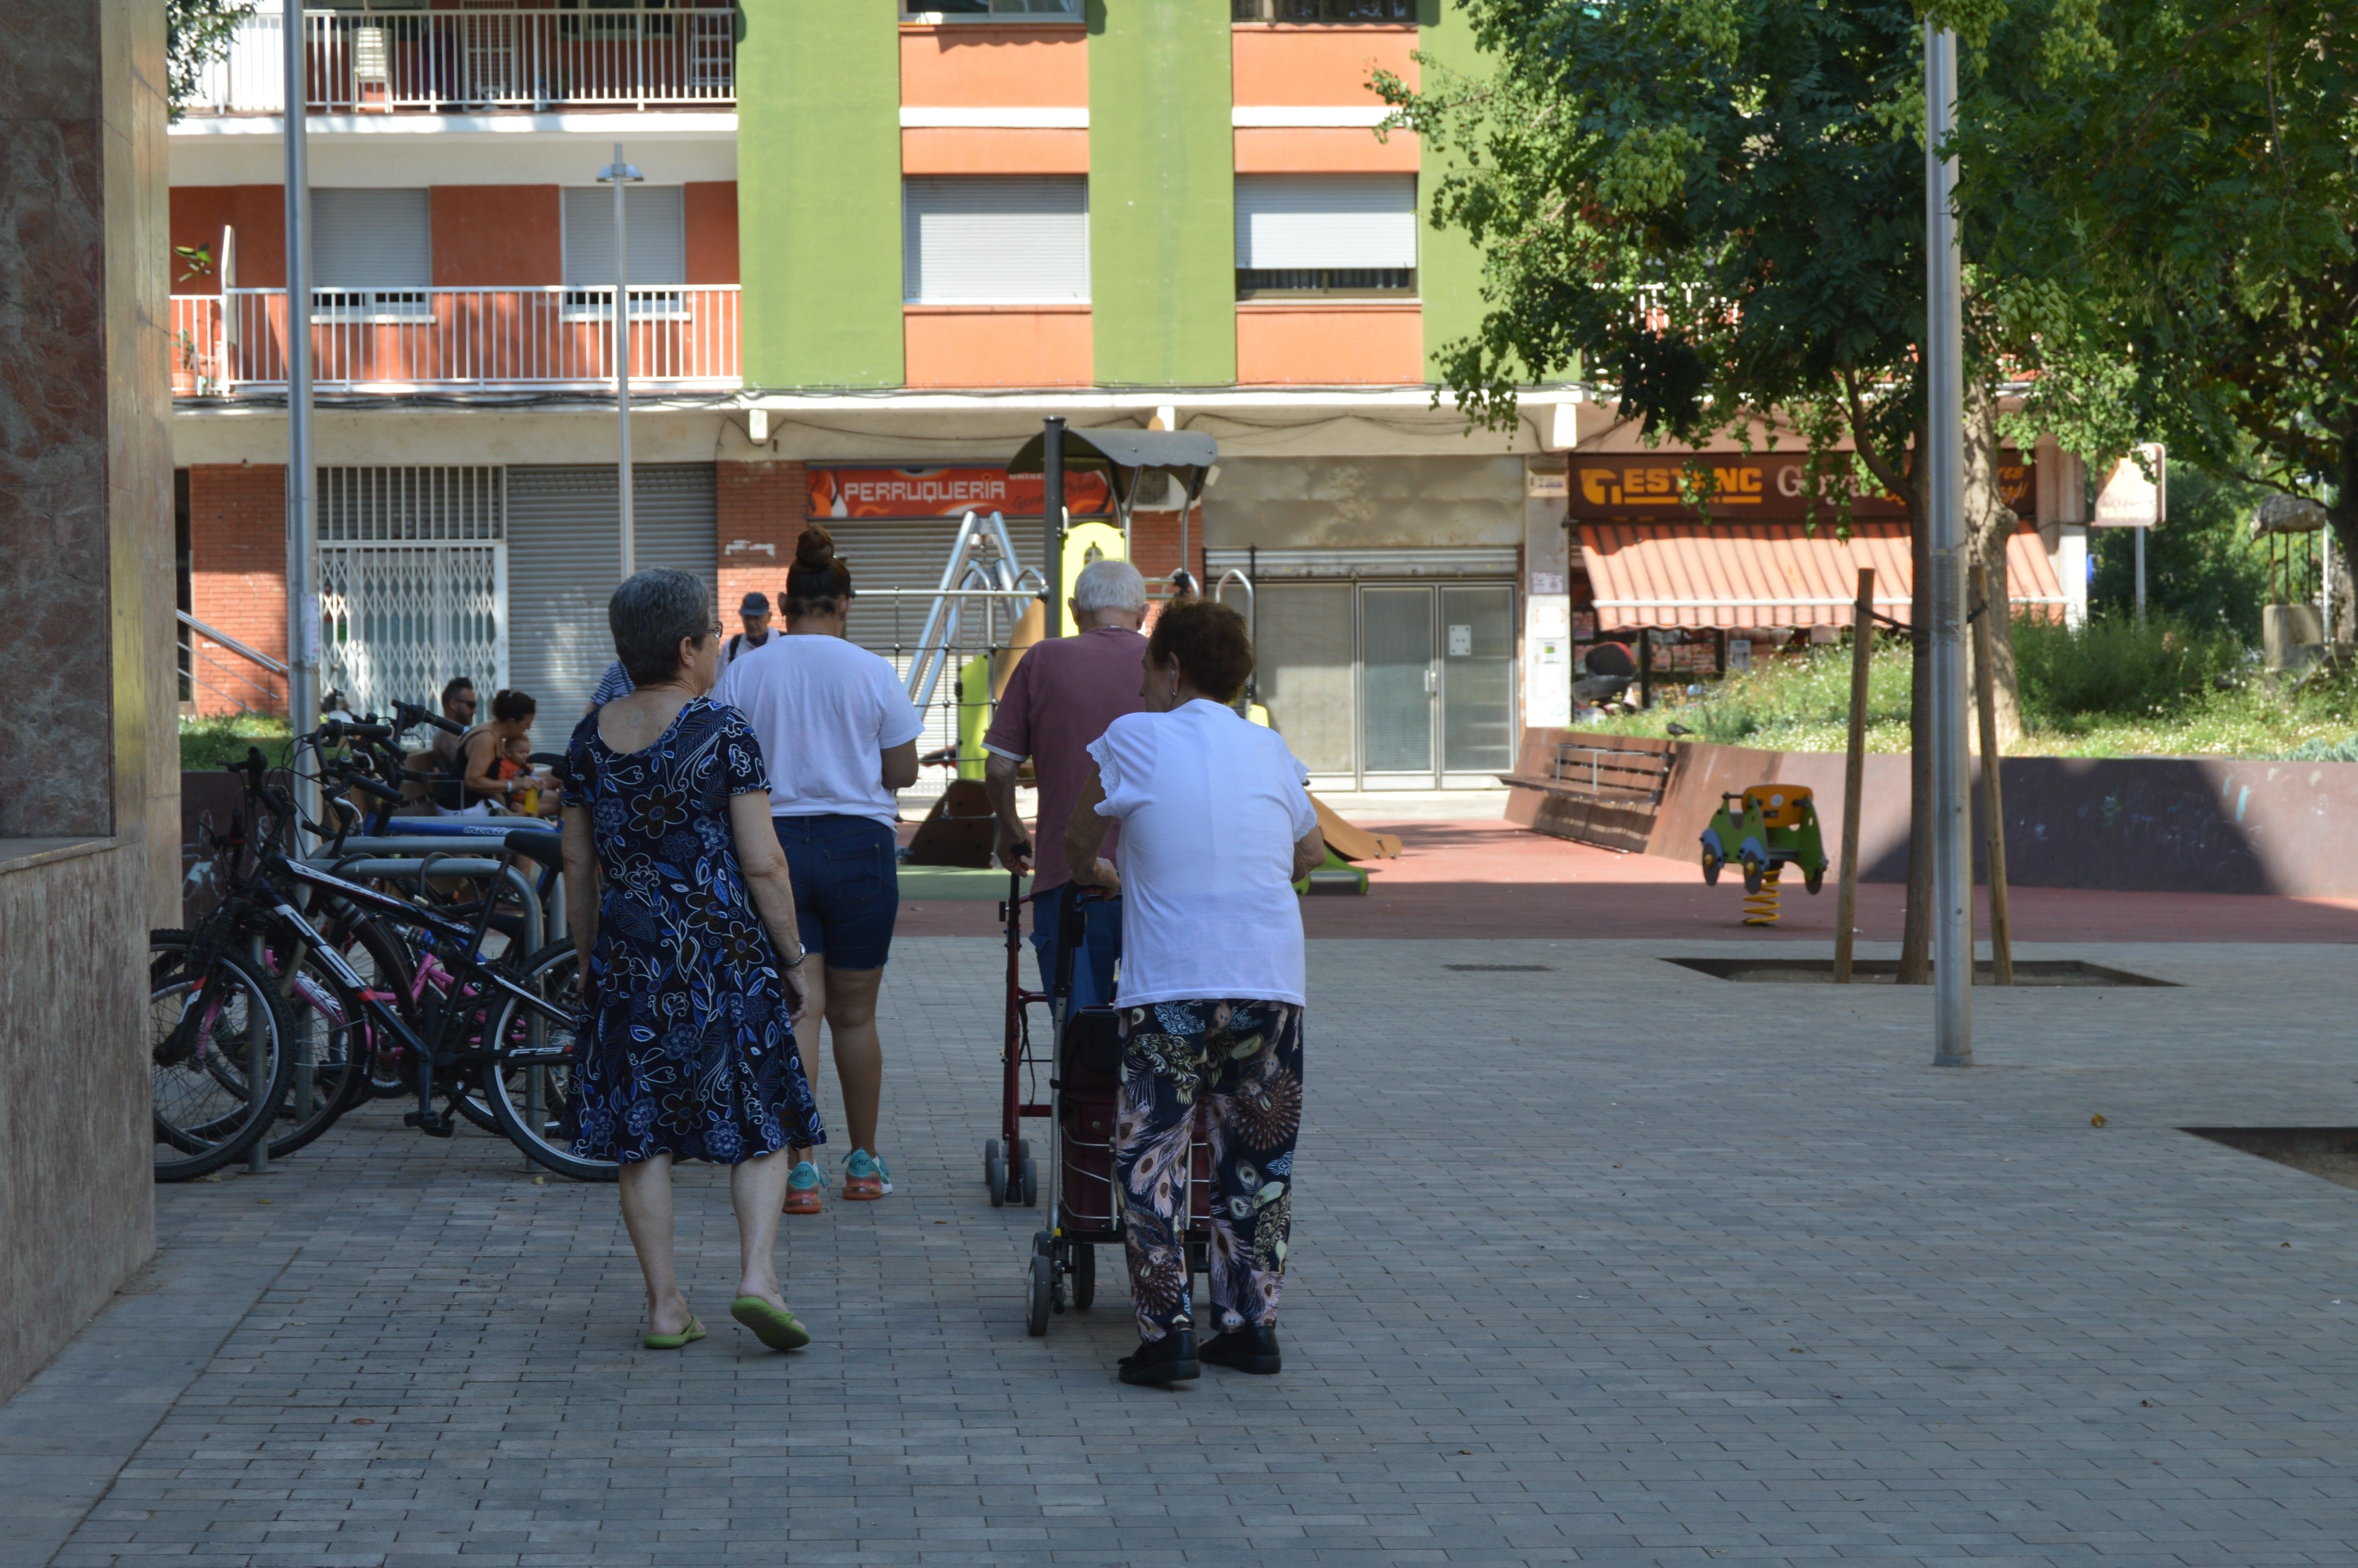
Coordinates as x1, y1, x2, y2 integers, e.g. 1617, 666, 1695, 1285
731, 1148, 792, 1304
617, 1154, 690, 1335
822, 964, 887, 1156
789, 962, 830, 1164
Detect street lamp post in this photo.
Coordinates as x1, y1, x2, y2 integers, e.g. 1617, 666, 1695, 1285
1925, 23, 1972, 1066
598, 145, 644, 578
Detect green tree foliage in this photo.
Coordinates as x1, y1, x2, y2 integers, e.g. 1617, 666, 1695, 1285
168, 0, 256, 121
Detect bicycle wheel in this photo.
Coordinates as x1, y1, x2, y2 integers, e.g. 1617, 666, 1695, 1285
262, 938, 371, 1160
482, 941, 617, 1182
150, 929, 295, 1181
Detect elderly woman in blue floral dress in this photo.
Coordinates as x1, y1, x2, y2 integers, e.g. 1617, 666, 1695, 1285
561, 568, 824, 1352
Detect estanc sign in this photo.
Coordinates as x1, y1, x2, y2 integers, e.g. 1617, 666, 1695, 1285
807, 466, 1112, 521
1568, 451, 2036, 521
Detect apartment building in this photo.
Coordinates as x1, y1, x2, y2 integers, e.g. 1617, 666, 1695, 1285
167, 0, 2084, 789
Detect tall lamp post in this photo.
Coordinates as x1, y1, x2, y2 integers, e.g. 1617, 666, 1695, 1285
284, 3, 318, 756
598, 145, 643, 578
1925, 23, 1972, 1066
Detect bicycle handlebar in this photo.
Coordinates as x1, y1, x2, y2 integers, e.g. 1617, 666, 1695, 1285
392, 699, 465, 738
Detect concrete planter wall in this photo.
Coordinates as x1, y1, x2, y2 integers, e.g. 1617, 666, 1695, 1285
1509, 729, 2358, 897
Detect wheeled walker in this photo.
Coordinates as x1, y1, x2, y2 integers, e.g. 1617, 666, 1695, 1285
989, 879, 1210, 1336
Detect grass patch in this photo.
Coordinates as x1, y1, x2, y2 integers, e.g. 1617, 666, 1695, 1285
1592, 613, 2358, 759
180, 714, 293, 772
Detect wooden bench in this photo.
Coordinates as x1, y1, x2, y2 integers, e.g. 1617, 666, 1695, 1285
1500, 735, 1677, 853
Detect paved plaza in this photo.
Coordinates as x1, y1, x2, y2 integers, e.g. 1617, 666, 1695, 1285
10, 920, 2358, 1564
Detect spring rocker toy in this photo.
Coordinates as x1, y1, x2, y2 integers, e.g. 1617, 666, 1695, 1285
1701, 785, 1829, 925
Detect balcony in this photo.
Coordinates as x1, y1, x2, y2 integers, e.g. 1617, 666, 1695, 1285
182, 7, 737, 116
169, 287, 742, 394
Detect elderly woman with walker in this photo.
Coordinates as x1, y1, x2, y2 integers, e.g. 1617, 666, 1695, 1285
560, 568, 825, 1352
1065, 596, 1326, 1385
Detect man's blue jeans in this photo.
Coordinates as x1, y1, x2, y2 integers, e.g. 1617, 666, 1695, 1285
1030, 882, 1122, 1013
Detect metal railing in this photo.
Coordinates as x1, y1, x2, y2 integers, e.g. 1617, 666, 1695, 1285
179, 609, 289, 716
183, 7, 737, 116
171, 287, 742, 393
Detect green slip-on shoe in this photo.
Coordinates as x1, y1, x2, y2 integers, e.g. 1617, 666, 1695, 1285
730, 1295, 813, 1351
643, 1314, 706, 1351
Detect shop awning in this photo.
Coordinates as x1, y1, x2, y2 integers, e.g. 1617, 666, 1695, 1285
1577, 521, 2067, 630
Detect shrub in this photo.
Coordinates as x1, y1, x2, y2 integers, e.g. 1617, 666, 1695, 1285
2010, 613, 2242, 722
180, 715, 292, 772
1689, 642, 1912, 745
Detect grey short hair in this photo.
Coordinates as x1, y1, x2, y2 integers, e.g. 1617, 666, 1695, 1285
1071, 558, 1148, 615
610, 569, 713, 686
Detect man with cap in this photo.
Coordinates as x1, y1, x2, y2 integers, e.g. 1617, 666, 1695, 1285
722, 591, 776, 670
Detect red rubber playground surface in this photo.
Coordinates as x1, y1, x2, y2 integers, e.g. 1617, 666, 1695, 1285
895, 817, 2358, 943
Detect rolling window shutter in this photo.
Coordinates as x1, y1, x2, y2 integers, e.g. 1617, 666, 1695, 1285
1234, 175, 1416, 270
562, 186, 688, 286
902, 177, 1089, 303
312, 188, 430, 288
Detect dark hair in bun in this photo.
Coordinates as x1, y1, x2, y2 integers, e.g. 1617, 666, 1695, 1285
784, 525, 853, 616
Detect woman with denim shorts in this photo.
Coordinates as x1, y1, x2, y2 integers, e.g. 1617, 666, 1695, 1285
714, 526, 925, 1212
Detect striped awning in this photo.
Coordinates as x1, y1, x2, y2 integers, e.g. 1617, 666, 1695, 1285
1577, 521, 2066, 630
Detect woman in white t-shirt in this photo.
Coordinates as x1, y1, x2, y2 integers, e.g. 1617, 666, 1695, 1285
714, 527, 924, 1215
1066, 597, 1326, 1387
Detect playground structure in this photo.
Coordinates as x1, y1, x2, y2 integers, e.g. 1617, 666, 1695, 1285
1701, 783, 1828, 926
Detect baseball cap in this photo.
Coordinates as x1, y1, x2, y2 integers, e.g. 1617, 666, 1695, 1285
739, 591, 772, 614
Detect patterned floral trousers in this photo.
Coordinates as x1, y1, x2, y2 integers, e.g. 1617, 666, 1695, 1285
1113, 998, 1305, 1342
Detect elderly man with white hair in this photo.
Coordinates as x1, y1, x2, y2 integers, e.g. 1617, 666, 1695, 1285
983, 557, 1150, 1009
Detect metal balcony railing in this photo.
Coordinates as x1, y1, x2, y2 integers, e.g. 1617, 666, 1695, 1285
182, 7, 737, 116
170, 287, 743, 393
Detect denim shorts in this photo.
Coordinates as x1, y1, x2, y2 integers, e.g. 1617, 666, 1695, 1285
772, 814, 899, 970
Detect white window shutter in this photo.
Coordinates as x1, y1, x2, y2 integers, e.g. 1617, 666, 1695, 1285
563, 186, 688, 286
1234, 174, 1417, 270
903, 177, 1090, 304
312, 188, 431, 288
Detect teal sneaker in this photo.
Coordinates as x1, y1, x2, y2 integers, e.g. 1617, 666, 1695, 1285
843, 1149, 891, 1201
783, 1159, 825, 1216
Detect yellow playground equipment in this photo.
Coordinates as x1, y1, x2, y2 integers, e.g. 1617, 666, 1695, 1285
1700, 784, 1830, 926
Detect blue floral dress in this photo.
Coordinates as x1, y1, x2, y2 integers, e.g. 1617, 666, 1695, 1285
562, 697, 823, 1165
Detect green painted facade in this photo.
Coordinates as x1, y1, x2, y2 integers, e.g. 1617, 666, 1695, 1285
1085, 0, 1236, 387
736, 0, 902, 389
1416, 0, 1488, 383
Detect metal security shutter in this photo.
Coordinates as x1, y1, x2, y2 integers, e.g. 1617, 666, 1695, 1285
903, 177, 1089, 303
504, 465, 716, 721
1234, 175, 1416, 269
312, 188, 430, 288
562, 186, 687, 285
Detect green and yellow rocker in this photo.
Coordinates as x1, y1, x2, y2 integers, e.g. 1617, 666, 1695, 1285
1701, 784, 1828, 924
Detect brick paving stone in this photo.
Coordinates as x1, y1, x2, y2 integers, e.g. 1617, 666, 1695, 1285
10, 937, 2358, 1564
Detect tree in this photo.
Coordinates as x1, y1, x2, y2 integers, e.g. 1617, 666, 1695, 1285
1379, 0, 1988, 977
1958, 0, 2358, 628
168, 0, 256, 121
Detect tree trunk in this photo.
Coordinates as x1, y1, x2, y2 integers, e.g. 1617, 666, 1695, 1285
1962, 386, 2025, 747
1898, 512, 1933, 984
2332, 432, 2358, 646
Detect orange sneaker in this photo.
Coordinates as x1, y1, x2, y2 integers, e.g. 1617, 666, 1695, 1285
842, 1149, 891, 1201
782, 1160, 824, 1215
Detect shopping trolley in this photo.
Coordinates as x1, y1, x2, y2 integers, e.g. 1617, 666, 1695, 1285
989, 878, 1211, 1337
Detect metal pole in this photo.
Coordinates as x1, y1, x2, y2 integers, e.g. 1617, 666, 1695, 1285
613, 141, 633, 578
2133, 523, 2145, 620
283, 0, 318, 824
1042, 416, 1066, 637
1833, 568, 1874, 984
1925, 23, 1972, 1065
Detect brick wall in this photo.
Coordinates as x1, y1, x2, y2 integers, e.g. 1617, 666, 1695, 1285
186, 463, 287, 716
1129, 507, 1205, 592
717, 460, 806, 630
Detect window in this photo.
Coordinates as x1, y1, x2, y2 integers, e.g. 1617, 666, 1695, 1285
311, 188, 431, 319
903, 177, 1090, 304
1234, 174, 1416, 298
903, 0, 1082, 19
562, 185, 688, 318
1232, 0, 1414, 21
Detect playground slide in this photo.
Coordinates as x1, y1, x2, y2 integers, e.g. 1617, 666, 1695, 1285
1310, 795, 1402, 861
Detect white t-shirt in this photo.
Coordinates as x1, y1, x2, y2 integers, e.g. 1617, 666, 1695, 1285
1087, 700, 1318, 1008
714, 633, 925, 825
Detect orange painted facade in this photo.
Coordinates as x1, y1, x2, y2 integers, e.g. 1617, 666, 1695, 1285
1230, 24, 1415, 105
169, 185, 286, 290
903, 306, 1093, 389
685, 182, 740, 284
1236, 301, 1423, 386
899, 23, 1088, 106
1234, 126, 1417, 173
902, 127, 1090, 174
430, 186, 560, 285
